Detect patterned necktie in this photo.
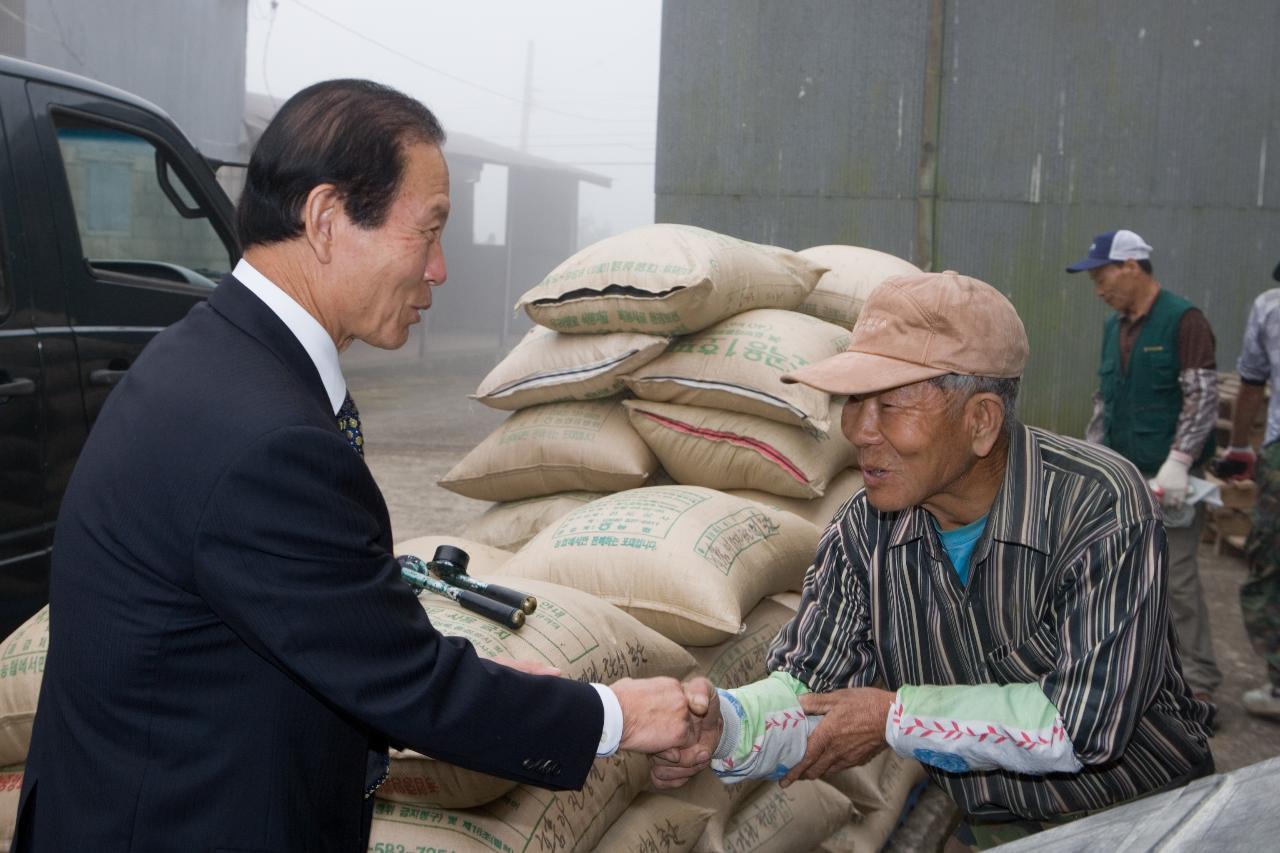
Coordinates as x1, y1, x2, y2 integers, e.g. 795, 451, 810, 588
337, 389, 386, 795
336, 392, 364, 457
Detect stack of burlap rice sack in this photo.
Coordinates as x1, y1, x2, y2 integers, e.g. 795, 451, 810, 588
420, 225, 927, 849
447, 225, 922, 548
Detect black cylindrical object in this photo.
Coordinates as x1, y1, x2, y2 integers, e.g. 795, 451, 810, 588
398, 555, 525, 629
429, 545, 538, 615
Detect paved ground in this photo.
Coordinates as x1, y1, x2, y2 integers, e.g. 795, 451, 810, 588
348, 357, 1280, 780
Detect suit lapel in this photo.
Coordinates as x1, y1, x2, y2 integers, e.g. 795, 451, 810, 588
208, 274, 332, 413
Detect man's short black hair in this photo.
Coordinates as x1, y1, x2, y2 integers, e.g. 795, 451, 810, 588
1109, 259, 1154, 275
237, 79, 445, 248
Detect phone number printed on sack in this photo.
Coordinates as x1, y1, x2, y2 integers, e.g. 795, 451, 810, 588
667, 327, 813, 374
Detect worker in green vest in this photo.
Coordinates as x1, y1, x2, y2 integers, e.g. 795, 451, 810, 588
1068, 229, 1222, 712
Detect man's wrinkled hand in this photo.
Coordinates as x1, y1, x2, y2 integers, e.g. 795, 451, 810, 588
649, 678, 723, 790
780, 687, 893, 788
612, 676, 709, 755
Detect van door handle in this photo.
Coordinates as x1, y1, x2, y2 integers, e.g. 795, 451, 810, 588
90, 368, 129, 387
0, 376, 36, 399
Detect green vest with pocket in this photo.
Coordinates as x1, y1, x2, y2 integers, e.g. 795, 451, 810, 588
1099, 289, 1215, 476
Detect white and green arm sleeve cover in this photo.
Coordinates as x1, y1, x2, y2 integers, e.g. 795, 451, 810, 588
887, 683, 1082, 775
710, 671, 820, 782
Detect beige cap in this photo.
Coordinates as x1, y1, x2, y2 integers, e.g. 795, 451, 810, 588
782, 271, 1028, 396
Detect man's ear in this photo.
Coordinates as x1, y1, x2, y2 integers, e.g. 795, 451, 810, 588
302, 184, 342, 264
965, 392, 1006, 457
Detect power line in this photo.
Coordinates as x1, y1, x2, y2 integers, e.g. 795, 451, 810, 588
537, 93, 659, 102
487, 132, 656, 141
525, 142, 655, 150
286, 0, 649, 124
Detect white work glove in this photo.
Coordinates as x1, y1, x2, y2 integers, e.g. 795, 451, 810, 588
1151, 452, 1192, 509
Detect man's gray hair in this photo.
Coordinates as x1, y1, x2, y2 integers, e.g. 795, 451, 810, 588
927, 373, 1021, 437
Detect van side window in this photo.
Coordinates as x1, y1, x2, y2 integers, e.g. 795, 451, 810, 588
52, 115, 232, 288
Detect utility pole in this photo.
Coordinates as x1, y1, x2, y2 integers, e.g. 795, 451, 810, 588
503, 40, 535, 354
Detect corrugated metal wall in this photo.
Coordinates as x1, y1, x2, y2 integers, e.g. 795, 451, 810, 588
656, 0, 1280, 434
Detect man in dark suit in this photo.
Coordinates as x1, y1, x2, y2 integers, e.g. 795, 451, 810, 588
14, 79, 709, 852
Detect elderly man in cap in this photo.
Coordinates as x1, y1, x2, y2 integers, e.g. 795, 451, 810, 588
1066, 230, 1223, 708
650, 271, 1214, 844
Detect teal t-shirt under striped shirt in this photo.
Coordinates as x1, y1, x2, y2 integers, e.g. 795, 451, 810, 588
933, 514, 989, 585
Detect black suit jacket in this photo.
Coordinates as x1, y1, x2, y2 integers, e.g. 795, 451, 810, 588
14, 276, 602, 852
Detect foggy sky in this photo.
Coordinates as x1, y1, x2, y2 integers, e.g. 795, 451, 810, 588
244, 0, 661, 245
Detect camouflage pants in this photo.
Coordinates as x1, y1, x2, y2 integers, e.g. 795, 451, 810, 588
1243, 441, 1280, 684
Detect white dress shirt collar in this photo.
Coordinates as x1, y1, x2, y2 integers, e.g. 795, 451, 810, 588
233, 258, 347, 415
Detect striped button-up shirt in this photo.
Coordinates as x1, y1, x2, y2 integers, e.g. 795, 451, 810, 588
768, 423, 1213, 820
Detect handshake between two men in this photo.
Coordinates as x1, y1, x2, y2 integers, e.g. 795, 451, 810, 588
606, 671, 895, 789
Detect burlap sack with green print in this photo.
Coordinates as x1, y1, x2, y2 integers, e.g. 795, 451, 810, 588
595, 792, 716, 853
516, 224, 825, 336
728, 467, 864, 529
0, 606, 49, 766
623, 309, 850, 434
471, 325, 669, 411
438, 399, 657, 502
460, 491, 605, 553
381, 577, 695, 809
624, 399, 857, 499
718, 780, 851, 853
795, 244, 920, 329
496, 486, 820, 646
371, 751, 650, 853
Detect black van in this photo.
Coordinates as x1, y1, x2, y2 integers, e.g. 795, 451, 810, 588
0, 57, 240, 636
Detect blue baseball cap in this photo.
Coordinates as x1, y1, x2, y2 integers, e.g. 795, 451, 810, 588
1065, 229, 1153, 273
